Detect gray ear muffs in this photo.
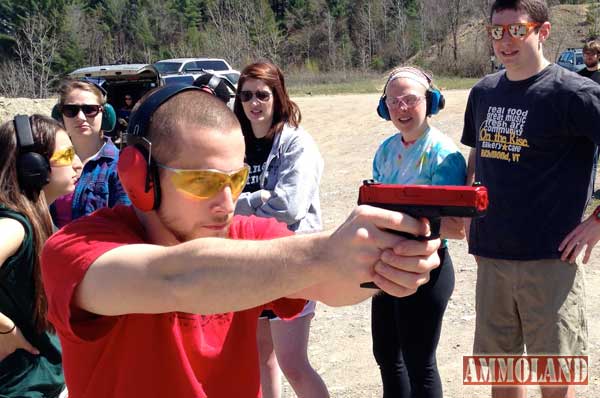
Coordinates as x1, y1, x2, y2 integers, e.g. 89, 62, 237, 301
14, 115, 51, 200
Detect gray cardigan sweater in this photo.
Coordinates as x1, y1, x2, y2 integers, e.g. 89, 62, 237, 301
235, 124, 324, 233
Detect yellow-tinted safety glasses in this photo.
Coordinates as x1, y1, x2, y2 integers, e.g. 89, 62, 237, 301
156, 163, 250, 200
50, 146, 76, 167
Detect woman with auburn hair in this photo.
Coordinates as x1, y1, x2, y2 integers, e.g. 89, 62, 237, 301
233, 61, 328, 398
51, 79, 130, 228
0, 115, 82, 397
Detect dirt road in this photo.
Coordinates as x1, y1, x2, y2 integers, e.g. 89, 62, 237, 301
293, 90, 599, 398
0, 91, 598, 397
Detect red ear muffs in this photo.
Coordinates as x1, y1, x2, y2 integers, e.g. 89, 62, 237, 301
121, 83, 202, 211
117, 146, 160, 212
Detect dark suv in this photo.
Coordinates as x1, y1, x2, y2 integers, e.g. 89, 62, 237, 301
556, 48, 585, 72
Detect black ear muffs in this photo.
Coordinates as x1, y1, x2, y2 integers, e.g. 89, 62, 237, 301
193, 73, 235, 104
51, 104, 61, 121
14, 115, 51, 200
117, 83, 204, 212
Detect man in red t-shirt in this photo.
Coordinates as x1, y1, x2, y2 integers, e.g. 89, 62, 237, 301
41, 86, 442, 398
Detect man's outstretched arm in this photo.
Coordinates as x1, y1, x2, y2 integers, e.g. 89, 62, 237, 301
52, 205, 439, 316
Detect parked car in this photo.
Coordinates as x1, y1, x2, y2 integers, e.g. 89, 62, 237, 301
68, 63, 160, 110
68, 63, 161, 137
556, 48, 585, 72
154, 58, 233, 75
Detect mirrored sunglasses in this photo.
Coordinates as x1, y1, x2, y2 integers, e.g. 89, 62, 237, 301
486, 22, 540, 41
238, 90, 272, 103
385, 94, 425, 109
61, 104, 102, 118
50, 146, 76, 167
156, 163, 250, 200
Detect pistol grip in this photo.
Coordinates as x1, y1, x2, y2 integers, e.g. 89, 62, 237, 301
360, 217, 441, 289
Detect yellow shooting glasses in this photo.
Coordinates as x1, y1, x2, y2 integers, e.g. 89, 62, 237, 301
156, 163, 250, 200
49, 146, 76, 167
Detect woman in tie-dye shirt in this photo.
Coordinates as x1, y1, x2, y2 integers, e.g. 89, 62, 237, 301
371, 66, 466, 398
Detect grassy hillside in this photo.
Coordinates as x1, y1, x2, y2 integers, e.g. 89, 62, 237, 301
420, 4, 594, 76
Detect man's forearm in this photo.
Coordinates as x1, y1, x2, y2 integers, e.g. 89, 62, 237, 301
288, 280, 375, 306
166, 233, 332, 313
78, 232, 333, 316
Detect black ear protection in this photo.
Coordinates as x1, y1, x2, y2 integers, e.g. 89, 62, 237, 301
14, 115, 51, 200
51, 79, 117, 132
192, 73, 236, 104
376, 69, 446, 120
117, 83, 204, 211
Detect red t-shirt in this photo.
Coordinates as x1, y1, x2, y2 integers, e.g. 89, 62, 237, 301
41, 206, 306, 398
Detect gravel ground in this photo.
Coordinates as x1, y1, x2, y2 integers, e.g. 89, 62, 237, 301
1, 91, 598, 397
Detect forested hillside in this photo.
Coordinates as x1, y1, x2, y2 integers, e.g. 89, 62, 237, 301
0, 0, 598, 97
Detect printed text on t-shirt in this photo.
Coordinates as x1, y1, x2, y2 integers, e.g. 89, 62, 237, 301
479, 106, 530, 163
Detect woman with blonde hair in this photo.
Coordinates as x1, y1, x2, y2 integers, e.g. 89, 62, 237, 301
51, 79, 129, 227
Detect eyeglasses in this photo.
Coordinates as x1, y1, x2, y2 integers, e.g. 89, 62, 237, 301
385, 94, 425, 109
60, 104, 102, 118
156, 163, 250, 200
486, 22, 541, 41
50, 146, 76, 167
238, 90, 272, 103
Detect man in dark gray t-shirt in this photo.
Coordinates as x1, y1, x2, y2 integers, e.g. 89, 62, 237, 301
461, 1, 600, 397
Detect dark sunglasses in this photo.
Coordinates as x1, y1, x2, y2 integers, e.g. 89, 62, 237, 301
61, 104, 102, 118
238, 90, 272, 103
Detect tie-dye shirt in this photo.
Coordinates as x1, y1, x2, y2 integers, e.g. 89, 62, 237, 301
373, 126, 466, 186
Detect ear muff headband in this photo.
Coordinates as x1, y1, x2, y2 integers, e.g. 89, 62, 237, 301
118, 83, 204, 212
14, 115, 51, 199
203, 74, 222, 95
376, 69, 446, 119
193, 73, 236, 103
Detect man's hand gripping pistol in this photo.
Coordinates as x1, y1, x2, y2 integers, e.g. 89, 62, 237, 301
358, 180, 489, 288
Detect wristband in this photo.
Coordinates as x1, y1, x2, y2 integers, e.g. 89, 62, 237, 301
593, 205, 600, 224
0, 323, 16, 334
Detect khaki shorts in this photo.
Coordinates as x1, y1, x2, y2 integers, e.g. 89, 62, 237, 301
473, 256, 587, 356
